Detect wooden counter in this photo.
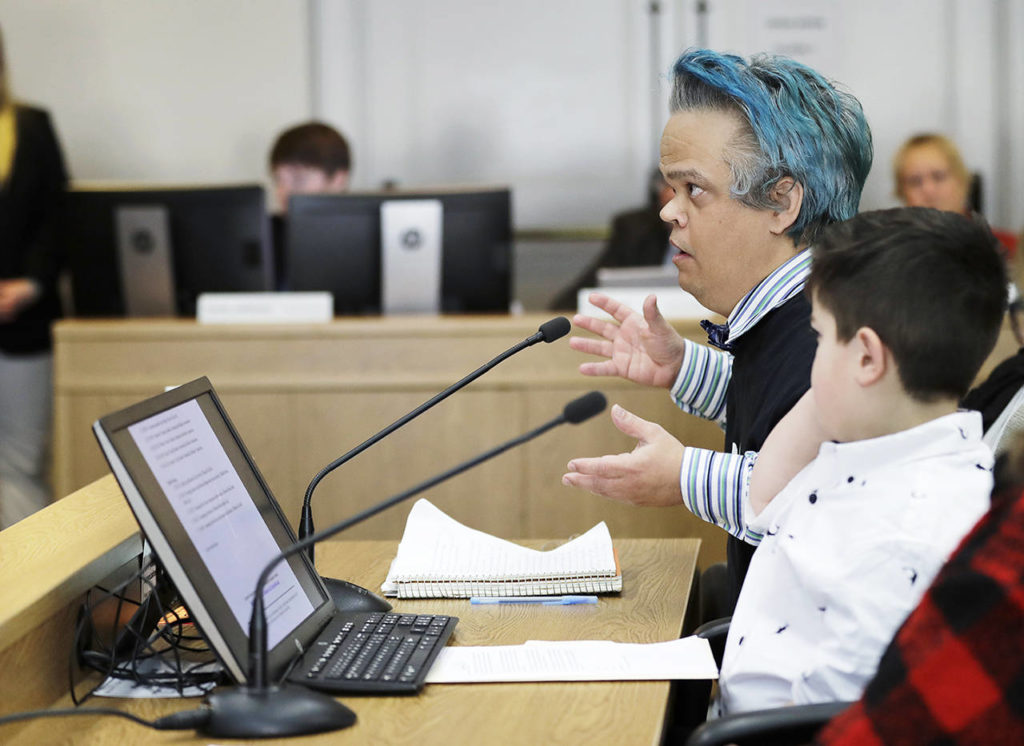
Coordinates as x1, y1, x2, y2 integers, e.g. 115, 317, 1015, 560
52, 313, 1021, 574
53, 314, 730, 568
0, 475, 699, 745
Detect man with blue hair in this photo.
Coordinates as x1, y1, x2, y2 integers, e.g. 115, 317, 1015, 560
562, 49, 873, 607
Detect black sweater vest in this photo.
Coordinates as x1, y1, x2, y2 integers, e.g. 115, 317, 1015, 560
722, 292, 816, 604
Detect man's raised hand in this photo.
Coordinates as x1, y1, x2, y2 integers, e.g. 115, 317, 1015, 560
569, 293, 686, 389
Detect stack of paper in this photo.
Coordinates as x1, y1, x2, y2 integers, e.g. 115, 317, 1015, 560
424, 637, 719, 683
380, 499, 622, 599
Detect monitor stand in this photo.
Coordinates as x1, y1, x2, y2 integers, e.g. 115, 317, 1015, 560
115, 205, 177, 316
381, 199, 442, 314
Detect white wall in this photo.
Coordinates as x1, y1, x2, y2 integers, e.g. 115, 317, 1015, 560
0, 0, 312, 187
1002, 0, 1024, 233
316, 0, 660, 229
1, 0, 1021, 231
697, 0, 1022, 231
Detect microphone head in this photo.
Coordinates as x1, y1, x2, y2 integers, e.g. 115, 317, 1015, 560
563, 391, 607, 424
538, 316, 571, 343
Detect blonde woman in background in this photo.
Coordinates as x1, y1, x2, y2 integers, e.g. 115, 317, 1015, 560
0, 24, 68, 528
893, 132, 1019, 258
895, 133, 1024, 342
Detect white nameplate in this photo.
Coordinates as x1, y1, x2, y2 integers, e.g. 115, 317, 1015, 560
577, 287, 714, 320
196, 292, 333, 324
596, 264, 680, 288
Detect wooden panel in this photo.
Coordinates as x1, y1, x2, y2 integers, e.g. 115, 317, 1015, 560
0, 476, 140, 654
0, 475, 141, 735
522, 387, 729, 569
56, 393, 145, 499
51, 316, 715, 549
0, 524, 697, 746
284, 389, 528, 540
53, 314, 1020, 568
0, 603, 82, 724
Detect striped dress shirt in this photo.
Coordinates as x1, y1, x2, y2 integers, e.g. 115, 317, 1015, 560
671, 248, 812, 543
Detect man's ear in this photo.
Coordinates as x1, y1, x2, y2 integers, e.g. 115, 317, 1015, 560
327, 170, 350, 192
853, 326, 888, 387
768, 177, 804, 236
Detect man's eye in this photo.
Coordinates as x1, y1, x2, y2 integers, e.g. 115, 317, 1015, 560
688, 183, 706, 198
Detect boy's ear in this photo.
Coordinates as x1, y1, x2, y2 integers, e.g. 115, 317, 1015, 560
853, 326, 888, 387
768, 177, 804, 236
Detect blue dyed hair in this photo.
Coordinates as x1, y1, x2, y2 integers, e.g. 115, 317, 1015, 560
669, 49, 873, 246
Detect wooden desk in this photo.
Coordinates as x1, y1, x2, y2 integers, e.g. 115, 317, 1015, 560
0, 476, 698, 745
53, 314, 730, 568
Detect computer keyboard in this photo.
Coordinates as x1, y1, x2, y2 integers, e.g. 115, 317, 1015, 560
290, 611, 457, 694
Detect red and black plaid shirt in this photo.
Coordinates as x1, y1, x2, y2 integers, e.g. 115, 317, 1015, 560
816, 483, 1024, 745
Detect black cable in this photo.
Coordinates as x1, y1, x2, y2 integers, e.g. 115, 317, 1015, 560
0, 706, 210, 731
70, 583, 117, 706
74, 579, 140, 702
71, 557, 222, 699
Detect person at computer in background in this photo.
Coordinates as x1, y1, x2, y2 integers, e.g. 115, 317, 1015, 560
560, 48, 872, 610
0, 24, 69, 528
713, 207, 1005, 716
267, 121, 351, 288
549, 169, 674, 311
269, 121, 351, 214
894, 132, 1018, 259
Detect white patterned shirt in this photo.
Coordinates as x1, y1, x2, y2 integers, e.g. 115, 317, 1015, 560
717, 411, 992, 715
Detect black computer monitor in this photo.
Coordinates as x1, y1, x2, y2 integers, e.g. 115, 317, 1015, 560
285, 188, 512, 315
65, 185, 272, 317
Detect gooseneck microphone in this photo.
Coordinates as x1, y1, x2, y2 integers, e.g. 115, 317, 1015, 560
197, 390, 606, 739
298, 316, 571, 612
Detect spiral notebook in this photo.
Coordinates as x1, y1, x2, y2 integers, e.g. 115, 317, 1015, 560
380, 499, 622, 599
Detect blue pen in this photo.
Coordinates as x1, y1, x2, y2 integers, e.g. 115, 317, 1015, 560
469, 595, 598, 605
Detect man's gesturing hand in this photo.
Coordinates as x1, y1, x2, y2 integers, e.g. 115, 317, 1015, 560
561, 404, 684, 507
569, 293, 686, 390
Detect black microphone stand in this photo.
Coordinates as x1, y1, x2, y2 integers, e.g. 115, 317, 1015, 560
198, 390, 606, 739
298, 316, 570, 612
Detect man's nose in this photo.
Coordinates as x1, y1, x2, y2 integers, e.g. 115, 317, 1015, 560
660, 200, 686, 227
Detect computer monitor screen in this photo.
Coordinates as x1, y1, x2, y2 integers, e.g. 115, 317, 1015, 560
65, 185, 272, 317
285, 188, 512, 315
93, 377, 334, 684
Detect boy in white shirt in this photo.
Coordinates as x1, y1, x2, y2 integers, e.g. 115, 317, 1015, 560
717, 207, 1008, 715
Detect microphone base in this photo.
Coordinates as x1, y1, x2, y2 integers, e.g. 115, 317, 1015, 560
202, 684, 356, 738
323, 575, 393, 613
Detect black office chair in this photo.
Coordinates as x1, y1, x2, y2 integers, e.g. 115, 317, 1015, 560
698, 562, 732, 625
983, 383, 1024, 458
969, 172, 983, 215
680, 618, 854, 746
685, 701, 852, 746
